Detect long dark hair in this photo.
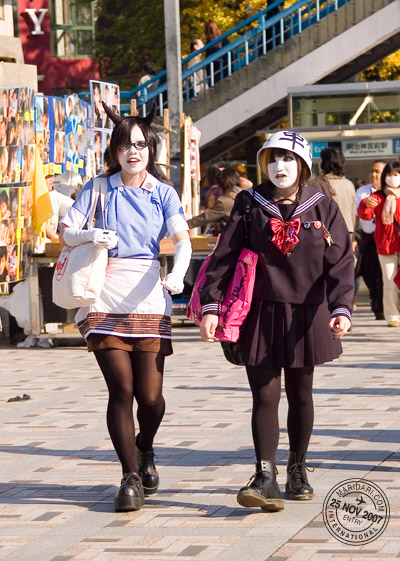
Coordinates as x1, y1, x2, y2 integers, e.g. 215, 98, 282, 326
102, 103, 167, 182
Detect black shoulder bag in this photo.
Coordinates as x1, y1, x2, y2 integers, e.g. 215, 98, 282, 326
219, 190, 254, 366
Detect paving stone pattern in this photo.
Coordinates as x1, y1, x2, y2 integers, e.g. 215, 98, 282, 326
0, 308, 399, 560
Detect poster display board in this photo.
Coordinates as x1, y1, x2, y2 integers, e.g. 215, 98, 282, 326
64, 93, 92, 176
0, 86, 35, 185
34, 94, 94, 177
0, 184, 33, 293
0, 87, 35, 293
90, 80, 120, 174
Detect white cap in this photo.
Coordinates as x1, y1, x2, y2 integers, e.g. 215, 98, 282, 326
257, 131, 313, 179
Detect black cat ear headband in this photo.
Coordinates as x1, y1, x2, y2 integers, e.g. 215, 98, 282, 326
101, 101, 157, 126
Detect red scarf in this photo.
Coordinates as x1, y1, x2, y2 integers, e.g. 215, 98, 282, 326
270, 217, 301, 254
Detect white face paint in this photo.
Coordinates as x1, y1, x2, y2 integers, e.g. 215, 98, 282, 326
386, 173, 400, 189
267, 151, 299, 189
118, 125, 149, 181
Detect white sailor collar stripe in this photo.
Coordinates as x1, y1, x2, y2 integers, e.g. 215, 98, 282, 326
248, 188, 325, 220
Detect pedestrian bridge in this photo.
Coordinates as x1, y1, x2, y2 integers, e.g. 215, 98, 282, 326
121, 0, 400, 161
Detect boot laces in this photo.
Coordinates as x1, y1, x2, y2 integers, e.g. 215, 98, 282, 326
121, 472, 140, 486
288, 461, 314, 484
137, 448, 157, 473
247, 466, 277, 487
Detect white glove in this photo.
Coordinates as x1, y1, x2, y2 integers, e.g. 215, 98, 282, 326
63, 227, 118, 249
92, 229, 118, 249
162, 272, 185, 295
162, 238, 192, 295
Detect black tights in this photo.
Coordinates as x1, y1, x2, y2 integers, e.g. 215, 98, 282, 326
94, 349, 165, 474
246, 366, 314, 462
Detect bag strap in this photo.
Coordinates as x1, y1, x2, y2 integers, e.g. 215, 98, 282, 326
87, 177, 108, 230
243, 189, 255, 248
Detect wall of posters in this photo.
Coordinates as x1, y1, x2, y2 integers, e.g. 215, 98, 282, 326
0, 185, 33, 294
64, 93, 92, 176
34, 94, 64, 174
0, 87, 35, 293
34, 93, 96, 177
0, 87, 35, 185
0, 83, 122, 295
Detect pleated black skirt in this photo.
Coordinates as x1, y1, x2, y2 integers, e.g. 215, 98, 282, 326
238, 298, 342, 368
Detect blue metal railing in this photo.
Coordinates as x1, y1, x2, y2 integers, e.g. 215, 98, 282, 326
121, 0, 352, 116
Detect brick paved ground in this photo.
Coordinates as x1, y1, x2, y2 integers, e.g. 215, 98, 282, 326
0, 307, 399, 561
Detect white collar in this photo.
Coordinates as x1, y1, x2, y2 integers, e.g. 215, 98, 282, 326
109, 171, 158, 191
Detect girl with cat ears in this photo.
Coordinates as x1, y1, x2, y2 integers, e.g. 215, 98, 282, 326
101, 101, 167, 181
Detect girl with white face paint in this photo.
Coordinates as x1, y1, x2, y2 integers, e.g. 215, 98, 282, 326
267, 148, 300, 199
60, 103, 191, 512
359, 160, 400, 327
199, 130, 354, 513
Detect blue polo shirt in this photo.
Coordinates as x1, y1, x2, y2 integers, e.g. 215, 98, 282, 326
62, 172, 188, 259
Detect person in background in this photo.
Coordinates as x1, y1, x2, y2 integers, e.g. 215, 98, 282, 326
203, 163, 224, 209
136, 62, 160, 114
358, 160, 400, 327
354, 161, 385, 320
315, 147, 355, 239
17, 172, 75, 348
204, 20, 229, 84
199, 131, 353, 512
60, 102, 191, 512
187, 39, 206, 97
188, 168, 241, 235
34, 172, 74, 253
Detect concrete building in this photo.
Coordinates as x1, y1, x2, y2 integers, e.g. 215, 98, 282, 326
0, 0, 37, 90
16, 0, 99, 94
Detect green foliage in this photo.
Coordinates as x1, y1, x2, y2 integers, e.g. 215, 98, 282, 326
94, 0, 165, 86
94, 0, 268, 81
180, 0, 266, 56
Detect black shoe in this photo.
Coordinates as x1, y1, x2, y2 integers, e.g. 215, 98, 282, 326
136, 435, 159, 495
285, 451, 314, 500
237, 460, 284, 512
375, 312, 385, 320
114, 472, 145, 512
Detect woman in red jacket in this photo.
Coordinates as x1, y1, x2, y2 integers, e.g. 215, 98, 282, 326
358, 160, 400, 327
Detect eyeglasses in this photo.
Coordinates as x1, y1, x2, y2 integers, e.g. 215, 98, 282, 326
121, 141, 150, 152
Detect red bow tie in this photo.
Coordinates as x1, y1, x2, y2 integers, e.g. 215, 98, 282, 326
269, 217, 301, 254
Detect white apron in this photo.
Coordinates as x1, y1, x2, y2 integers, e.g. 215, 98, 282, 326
76, 258, 172, 340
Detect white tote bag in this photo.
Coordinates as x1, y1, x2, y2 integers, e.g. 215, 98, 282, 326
52, 178, 109, 309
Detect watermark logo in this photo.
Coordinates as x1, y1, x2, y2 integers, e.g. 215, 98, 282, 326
323, 478, 390, 545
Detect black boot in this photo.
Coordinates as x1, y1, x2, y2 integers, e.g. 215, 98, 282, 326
237, 460, 284, 512
136, 435, 159, 495
114, 472, 145, 512
285, 451, 314, 500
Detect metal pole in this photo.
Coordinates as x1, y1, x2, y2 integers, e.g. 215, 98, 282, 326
163, 0, 183, 158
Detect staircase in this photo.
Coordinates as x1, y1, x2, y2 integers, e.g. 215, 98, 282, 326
121, 0, 400, 161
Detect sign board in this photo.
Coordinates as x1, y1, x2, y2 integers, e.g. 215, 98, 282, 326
341, 139, 393, 158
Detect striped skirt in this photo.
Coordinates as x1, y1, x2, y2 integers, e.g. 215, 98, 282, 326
76, 257, 172, 341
